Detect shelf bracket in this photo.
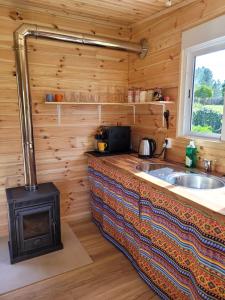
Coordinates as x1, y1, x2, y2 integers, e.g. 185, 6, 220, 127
132, 105, 135, 125
98, 104, 102, 125
162, 103, 165, 128
127, 104, 135, 125
56, 104, 61, 126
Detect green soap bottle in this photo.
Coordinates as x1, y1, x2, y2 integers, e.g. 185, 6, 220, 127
185, 140, 197, 168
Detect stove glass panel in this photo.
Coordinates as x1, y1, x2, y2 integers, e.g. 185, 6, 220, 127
23, 211, 49, 240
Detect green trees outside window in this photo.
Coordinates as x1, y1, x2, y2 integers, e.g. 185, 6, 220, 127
191, 65, 225, 135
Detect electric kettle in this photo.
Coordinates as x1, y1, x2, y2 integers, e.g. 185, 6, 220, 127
138, 138, 156, 158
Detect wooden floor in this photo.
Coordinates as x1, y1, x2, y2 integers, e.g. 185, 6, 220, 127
0, 219, 160, 300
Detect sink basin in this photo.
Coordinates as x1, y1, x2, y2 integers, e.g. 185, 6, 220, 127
137, 162, 175, 172
167, 173, 225, 189
136, 161, 225, 189
136, 162, 186, 181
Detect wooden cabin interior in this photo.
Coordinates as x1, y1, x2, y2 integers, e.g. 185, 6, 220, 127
0, 0, 225, 299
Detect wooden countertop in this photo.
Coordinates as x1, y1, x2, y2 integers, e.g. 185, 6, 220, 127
87, 153, 225, 219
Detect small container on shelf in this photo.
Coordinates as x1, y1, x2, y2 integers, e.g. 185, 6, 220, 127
134, 88, 141, 103
55, 93, 64, 102
140, 89, 147, 103
128, 88, 134, 103
45, 93, 54, 102
75, 91, 81, 102
164, 95, 171, 102
64, 91, 72, 102
94, 93, 100, 103
153, 88, 163, 101
146, 89, 154, 102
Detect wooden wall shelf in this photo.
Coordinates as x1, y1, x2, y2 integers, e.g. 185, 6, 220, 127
44, 101, 174, 126
45, 101, 174, 105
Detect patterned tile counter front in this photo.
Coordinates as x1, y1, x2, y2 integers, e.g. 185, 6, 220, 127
87, 155, 225, 300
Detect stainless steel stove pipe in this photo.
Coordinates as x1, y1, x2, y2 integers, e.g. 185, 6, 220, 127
14, 23, 148, 191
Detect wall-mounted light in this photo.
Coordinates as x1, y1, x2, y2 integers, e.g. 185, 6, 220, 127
165, 0, 172, 7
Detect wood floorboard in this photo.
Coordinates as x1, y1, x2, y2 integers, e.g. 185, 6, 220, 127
0, 219, 160, 300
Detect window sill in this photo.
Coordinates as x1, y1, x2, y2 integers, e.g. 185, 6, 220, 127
177, 135, 225, 144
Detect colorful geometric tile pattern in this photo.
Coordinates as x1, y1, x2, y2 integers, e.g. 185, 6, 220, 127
88, 158, 225, 300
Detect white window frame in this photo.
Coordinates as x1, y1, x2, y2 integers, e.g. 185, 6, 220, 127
178, 15, 225, 141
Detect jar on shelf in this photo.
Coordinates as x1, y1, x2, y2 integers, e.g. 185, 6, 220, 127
128, 88, 134, 103
64, 91, 72, 102
153, 87, 163, 101
134, 88, 141, 103
140, 89, 147, 103
146, 89, 154, 102
164, 95, 171, 102
55, 93, 64, 102
45, 93, 54, 102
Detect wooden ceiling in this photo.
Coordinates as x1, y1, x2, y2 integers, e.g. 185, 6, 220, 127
3, 0, 194, 25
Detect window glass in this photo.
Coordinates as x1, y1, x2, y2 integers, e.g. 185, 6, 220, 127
191, 49, 225, 136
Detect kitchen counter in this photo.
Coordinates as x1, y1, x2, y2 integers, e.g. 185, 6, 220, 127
87, 153, 225, 219
88, 152, 225, 299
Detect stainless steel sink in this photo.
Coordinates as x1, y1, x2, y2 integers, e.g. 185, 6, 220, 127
166, 173, 225, 189
137, 162, 174, 172
136, 161, 225, 189
136, 161, 186, 181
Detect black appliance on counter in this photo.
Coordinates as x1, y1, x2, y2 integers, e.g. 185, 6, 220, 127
94, 126, 131, 154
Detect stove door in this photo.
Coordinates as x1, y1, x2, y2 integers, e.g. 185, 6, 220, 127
15, 204, 55, 255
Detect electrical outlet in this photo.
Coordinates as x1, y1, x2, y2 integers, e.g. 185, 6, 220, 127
165, 138, 172, 149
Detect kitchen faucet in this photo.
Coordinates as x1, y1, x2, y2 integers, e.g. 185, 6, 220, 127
203, 159, 213, 173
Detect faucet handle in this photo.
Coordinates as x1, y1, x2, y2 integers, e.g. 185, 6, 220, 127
203, 159, 213, 172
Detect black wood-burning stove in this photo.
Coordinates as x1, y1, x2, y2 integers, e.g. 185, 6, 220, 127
6, 182, 63, 264
8, 26, 65, 264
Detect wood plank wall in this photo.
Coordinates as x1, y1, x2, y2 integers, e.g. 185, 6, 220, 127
129, 0, 225, 173
0, 4, 132, 237
1, 0, 225, 237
